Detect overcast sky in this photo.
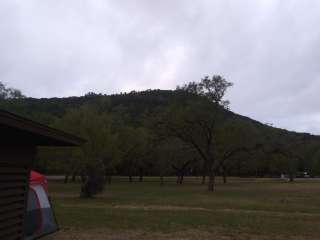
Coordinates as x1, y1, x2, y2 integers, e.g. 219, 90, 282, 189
1, 1, 320, 134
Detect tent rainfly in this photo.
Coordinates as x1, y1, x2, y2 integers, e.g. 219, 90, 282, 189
25, 171, 56, 240
0, 110, 84, 240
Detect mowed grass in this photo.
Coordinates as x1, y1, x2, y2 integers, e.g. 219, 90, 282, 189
47, 177, 320, 239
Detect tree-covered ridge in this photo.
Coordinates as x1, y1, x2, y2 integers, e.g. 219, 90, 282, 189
0, 88, 317, 140
1, 79, 320, 195
0, 90, 173, 125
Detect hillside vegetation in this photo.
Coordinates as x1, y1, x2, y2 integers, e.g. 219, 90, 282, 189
1, 77, 320, 193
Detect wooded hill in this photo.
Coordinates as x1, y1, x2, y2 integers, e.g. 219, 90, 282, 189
1, 89, 320, 182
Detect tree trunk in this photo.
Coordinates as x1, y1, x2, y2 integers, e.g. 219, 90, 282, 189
106, 175, 112, 184
139, 175, 143, 182
201, 175, 206, 184
64, 173, 69, 184
289, 173, 294, 182
176, 175, 180, 184
222, 168, 227, 184
71, 173, 76, 182
138, 168, 144, 182
223, 172, 227, 184
80, 171, 86, 183
160, 175, 164, 186
129, 175, 133, 182
179, 175, 184, 184
208, 170, 215, 192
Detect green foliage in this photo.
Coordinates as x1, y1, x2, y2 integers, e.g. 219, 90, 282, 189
311, 150, 320, 176
80, 159, 106, 198
160, 75, 234, 190
0, 81, 25, 99
117, 126, 152, 178
177, 75, 233, 108
52, 104, 118, 197
2, 78, 320, 187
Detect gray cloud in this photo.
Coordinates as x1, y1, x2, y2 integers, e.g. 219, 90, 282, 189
1, 0, 320, 133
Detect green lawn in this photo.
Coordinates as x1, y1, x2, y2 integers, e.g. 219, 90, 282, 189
47, 177, 320, 239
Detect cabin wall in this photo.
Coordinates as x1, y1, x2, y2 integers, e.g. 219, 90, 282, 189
0, 146, 36, 240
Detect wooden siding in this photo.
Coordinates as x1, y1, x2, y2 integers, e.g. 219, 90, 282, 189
0, 147, 35, 240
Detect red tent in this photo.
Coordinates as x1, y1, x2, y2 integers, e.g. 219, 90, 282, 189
25, 171, 58, 240
30, 171, 48, 193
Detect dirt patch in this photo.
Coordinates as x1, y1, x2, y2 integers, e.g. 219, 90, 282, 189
61, 203, 210, 212
112, 204, 209, 212
217, 208, 320, 218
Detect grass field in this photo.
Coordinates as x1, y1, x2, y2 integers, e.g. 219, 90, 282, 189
46, 177, 320, 240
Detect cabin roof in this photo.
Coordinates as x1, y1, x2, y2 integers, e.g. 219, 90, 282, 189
0, 109, 84, 146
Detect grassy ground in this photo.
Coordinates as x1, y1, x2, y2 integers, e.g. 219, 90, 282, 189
46, 177, 320, 239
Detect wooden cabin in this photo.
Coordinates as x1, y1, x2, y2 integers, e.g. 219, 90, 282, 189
0, 110, 83, 240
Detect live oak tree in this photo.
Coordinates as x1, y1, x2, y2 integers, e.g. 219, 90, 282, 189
154, 140, 175, 186
259, 132, 309, 182
215, 120, 261, 183
170, 75, 233, 191
117, 126, 153, 182
158, 98, 223, 191
54, 104, 116, 197
164, 139, 197, 185
177, 75, 233, 108
158, 74, 233, 192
